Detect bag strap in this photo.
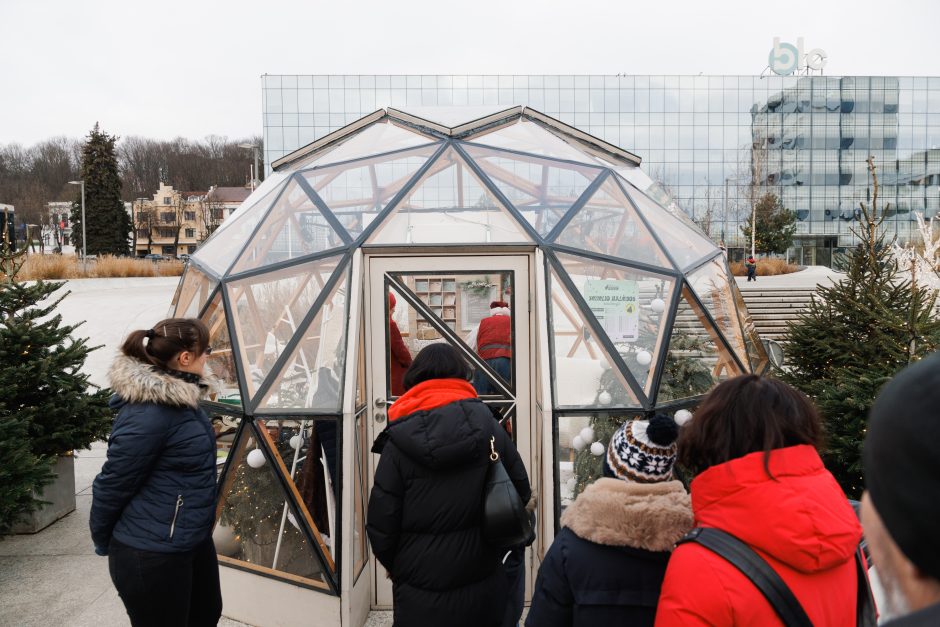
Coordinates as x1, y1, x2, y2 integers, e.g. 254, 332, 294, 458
678, 528, 813, 627
855, 547, 877, 627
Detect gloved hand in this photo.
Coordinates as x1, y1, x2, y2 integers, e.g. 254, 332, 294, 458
94, 544, 108, 556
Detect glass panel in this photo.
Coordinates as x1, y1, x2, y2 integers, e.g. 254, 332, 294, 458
302, 144, 439, 239
401, 105, 514, 128
201, 292, 242, 406
192, 181, 285, 277
230, 179, 346, 274
293, 120, 436, 170
353, 411, 369, 581
367, 147, 531, 244
622, 183, 719, 270
171, 266, 218, 318
557, 178, 673, 269
207, 407, 241, 481
555, 253, 674, 395
214, 423, 328, 586
657, 288, 744, 403
548, 267, 641, 408
355, 290, 366, 411
469, 120, 599, 165
728, 273, 770, 373
461, 143, 601, 238
686, 256, 750, 372
257, 266, 350, 411
227, 256, 340, 401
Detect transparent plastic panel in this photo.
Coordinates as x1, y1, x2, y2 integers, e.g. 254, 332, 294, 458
657, 288, 745, 403
257, 266, 350, 412
368, 147, 531, 244
461, 143, 601, 238
214, 423, 329, 587
548, 267, 640, 409
470, 120, 599, 165
302, 144, 440, 239
201, 292, 242, 407
227, 255, 341, 401
728, 272, 770, 373
622, 183, 719, 270
555, 253, 674, 395
353, 412, 369, 582
556, 178, 673, 269
172, 266, 218, 318
686, 256, 750, 372
230, 179, 345, 274
256, 418, 339, 561
191, 181, 285, 277
294, 120, 436, 170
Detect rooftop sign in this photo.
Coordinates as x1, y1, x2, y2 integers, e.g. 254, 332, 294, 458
769, 38, 827, 76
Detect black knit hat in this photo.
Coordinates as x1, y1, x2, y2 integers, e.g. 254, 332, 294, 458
865, 352, 940, 581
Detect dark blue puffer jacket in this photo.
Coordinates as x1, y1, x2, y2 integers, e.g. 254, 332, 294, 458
90, 355, 217, 554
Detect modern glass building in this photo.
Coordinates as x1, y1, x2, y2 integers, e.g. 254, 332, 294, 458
261, 75, 940, 265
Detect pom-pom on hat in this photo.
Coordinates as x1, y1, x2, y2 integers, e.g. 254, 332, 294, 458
605, 413, 681, 483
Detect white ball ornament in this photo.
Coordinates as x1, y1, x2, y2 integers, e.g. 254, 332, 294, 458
246, 448, 267, 469
674, 409, 693, 426
571, 435, 586, 451
597, 391, 612, 406
289, 435, 302, 450
579, 426, 595, 443
651, 298, 666, 313
590, 441, 605, 456
636, 350, 652, 366
565, 478, 577, 492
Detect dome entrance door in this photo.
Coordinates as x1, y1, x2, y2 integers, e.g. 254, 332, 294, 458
365, 253, 535, 610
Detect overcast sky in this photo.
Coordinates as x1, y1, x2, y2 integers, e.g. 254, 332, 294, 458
2, 0, 938, 145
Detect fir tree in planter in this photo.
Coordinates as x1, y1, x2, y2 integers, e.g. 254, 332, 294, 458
783, 157, 940, 498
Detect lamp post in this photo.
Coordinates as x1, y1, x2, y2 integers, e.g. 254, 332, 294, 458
68, 180, 86, 268
238, 143, 261, 191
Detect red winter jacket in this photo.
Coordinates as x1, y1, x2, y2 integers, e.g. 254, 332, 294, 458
655, 444, 862, 627
388, 320, 411, 396
477, 314, 512, 360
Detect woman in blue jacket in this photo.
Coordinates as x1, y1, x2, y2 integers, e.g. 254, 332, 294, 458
90, 318, 221, 627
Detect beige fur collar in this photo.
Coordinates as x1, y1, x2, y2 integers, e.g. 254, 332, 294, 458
561, 478, 693, 552
108, 353, 213, 408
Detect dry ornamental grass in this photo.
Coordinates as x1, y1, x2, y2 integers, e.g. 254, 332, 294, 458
729, 258, 801, 277
16, 254, 184, 280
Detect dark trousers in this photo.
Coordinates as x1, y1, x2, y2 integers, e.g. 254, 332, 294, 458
473, 357, 512, 395
502, 547, 525, 627
108, 536, 222, 627
746, 267, 757, 281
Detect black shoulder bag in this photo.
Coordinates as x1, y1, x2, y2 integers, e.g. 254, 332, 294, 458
482, 436, 534, 549
678, 527, 876, 627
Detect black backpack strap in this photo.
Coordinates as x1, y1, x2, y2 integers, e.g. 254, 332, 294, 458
678, 528, 814, 627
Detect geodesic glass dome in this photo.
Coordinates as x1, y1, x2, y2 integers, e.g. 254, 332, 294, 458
168, 106, 769, 603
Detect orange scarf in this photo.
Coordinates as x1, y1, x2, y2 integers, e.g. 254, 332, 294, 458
388, 378, 478, 422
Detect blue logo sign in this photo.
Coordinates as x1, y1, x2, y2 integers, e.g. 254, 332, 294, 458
769, 37, 827, 76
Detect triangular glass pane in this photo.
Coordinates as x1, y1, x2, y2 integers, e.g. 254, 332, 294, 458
201, 291, 242, 407
256, 265, 350, 411
192, 180, 285, 277
256, 417, 339, 560
555, 253, 674, 396
686, 256, 750, 371
169, 266, 218, 318
470, 120, 599, 165
461, 143, 602, 238
230, 179, 346, 274
613, 166, 698, 233
556, 179, 673, 269
368, 147, 532, 244
294, 120, 436, 170
353, 412, 370, 580
302, 144, 440, 240
622, 182, 720, 271
657, 288, 745, 403
227, 255, 342, 400
548, 266, 641, 408
728, 270, 770, 373
215, 423, 329, 587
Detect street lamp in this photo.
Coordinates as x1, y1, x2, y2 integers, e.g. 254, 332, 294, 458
237, 143, 261, 191
67, 180, 86, 267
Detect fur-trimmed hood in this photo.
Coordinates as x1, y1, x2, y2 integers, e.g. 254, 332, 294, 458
108, 353, 214, 409
561, 478, 693, 552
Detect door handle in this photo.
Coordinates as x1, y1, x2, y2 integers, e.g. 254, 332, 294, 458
374, 398, 387, 408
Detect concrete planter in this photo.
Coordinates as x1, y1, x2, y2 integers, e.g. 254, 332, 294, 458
12, 455, 76, 534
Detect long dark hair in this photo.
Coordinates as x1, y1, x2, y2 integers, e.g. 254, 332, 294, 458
403, 343, 472, 391
678, 375, 823, 478
121, 318, 210, 369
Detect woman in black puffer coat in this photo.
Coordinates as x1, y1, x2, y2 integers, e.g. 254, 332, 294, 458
368, 344, 531, 627
90, 318, 221, 627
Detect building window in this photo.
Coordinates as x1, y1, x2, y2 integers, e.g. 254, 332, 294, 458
158, 227, 176, 238
185, 228, 195, 238
162, 245, 176, 256
211, 208, 224, 220
163, 197, 171, 205
184, 211, 196, 221
188, 245, 197, 254
161, 212, 175, 223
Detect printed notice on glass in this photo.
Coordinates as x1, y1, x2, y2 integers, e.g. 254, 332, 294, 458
584, 280, 639, 342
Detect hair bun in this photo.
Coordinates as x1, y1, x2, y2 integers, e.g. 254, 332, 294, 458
145, 329, 156, 339
646, 413, 680, 446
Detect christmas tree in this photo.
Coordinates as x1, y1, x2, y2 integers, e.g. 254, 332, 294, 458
783, 156, 940, 498
71, 123, 132, 256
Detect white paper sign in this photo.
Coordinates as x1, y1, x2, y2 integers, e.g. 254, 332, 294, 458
584, 280, 639, 342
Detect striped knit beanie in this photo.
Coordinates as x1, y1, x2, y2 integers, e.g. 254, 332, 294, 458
605, 413, 681, 483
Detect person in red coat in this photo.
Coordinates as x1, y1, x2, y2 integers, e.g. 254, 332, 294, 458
655, 375, 864, 626
387, 292, 411, 396
469, 300, 512, 395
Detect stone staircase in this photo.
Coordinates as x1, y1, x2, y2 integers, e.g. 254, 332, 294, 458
737, 286, 818, 342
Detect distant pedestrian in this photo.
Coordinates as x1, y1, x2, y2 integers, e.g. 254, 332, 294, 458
655, 375, 864, 626
861, 353, 940, 625
90, 318, 221, 627
745, 256, 757, 281
526, 413, 693, 627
